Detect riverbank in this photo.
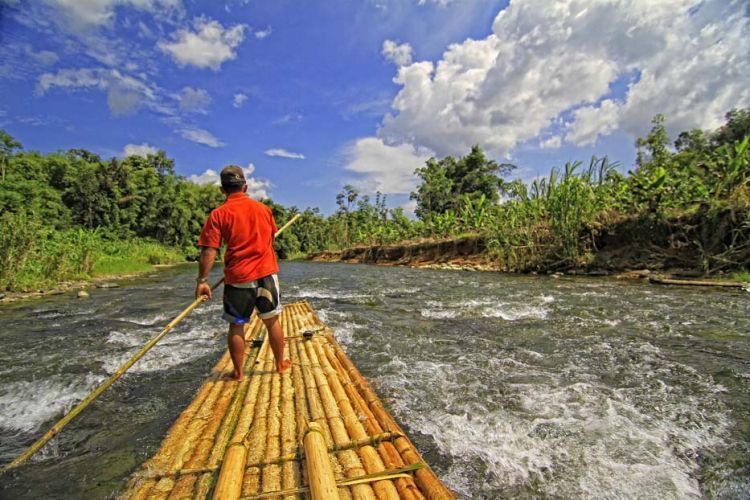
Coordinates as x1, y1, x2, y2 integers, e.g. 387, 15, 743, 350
1, 216, 192, 301
310, 241, 748, 286
0, 262, 194, 304
309, 210, 750, 286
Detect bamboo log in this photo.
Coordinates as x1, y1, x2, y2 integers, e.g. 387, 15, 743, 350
287, 324, 310, 497
213, 443, 248, 500
260, 314, 285, 498
279, 322, 299, 499
649, 276, 747, 287
304, 423, 340, 500
195, 324, 268, 497
306, 338, 400, 500
294, 314, 366, 500
242, 337, 276, 497
324, 346, 424, 500
326, 331, 455, 500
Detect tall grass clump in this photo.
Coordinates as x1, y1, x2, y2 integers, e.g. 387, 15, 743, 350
0, 211, 185, 292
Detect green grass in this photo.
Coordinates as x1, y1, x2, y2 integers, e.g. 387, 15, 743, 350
0, 212, 186, 292
92, 240, 185, 276
731, 271, 750, 283
92, 259, 156, 276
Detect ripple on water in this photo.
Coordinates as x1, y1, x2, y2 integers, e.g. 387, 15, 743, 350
0, 374, 105, 433
376, 338, 731, 499
421, 296, 552, 321
101, 324, 219, 374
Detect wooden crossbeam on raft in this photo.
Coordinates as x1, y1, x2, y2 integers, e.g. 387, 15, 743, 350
122, 301, 454, 499
132, 431, 406, 481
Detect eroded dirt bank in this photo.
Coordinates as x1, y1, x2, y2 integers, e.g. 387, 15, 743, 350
309, 209, 750, 278
310, 236, 496, 271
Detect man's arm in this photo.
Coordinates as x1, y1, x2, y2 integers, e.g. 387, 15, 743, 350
195, 246, 218, 299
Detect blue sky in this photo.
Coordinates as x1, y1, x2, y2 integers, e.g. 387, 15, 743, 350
1, 0, 748, 214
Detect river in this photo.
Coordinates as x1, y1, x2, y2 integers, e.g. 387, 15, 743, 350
0, 262, 748, 498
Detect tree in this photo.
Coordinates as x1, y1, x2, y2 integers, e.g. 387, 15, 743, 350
635, 114, 670, 168
711, 109, 750, 146
410, 157, 453, 218
335, 184, 359, 213
411, 145, 514, 219
0, 130, 22, 183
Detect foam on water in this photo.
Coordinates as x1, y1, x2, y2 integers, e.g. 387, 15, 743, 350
421, 309, 459, 319
377, 339, 731, 499
118, 312, 172, 326
0, 375, 104, 433
420, 295, 552, 321
290, 287, 370, 301
315, 308, 360, 346
101, 324, 218, 374
329, 322, 360, 346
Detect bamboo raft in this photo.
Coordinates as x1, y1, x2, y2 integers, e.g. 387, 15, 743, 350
122, 301, 454, 500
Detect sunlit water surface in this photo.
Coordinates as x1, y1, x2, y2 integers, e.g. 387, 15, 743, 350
1, 262, 748, 498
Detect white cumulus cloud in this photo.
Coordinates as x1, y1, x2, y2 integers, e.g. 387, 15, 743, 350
122, 143, 159, 157
264, 148, 305, 159
180, 127, 225, 147
188, 163, 271, 199
382, 40, 413, 66
539, 136, 562, 149
377, 0, 749, 158
45, 0, 181, 28
37, 67, 155, 115
177, 86, 211, 113
344, 137, 433, 194
254, 26, 272, 39
233, 93, 248, 108
158, 17, 246, 70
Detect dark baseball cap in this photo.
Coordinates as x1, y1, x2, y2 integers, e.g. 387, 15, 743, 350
220, 165, 246, 187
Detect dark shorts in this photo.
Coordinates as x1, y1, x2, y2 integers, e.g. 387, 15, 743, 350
222, 274, 282, 324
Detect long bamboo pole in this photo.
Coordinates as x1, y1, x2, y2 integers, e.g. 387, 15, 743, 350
1, 279, 223, 473
2, 214, 301, 474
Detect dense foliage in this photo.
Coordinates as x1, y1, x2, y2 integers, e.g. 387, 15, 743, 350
0, 139, 222, 291
274, 109, 750, 273
1, 108, 748, 291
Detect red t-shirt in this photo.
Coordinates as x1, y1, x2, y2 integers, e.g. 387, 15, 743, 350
198, 193, 279, 284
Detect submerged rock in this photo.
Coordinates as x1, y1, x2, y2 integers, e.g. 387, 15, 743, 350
77, 290, 90, 298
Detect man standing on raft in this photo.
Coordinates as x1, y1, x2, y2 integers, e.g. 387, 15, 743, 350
195, 165, 291, 379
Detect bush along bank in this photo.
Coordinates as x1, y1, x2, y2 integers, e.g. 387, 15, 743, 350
0, 211, 186, 294
311, 207, 750, 278
306, 110, 750, 278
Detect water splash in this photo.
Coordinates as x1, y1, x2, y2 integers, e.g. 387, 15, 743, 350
0, 374, 104, 433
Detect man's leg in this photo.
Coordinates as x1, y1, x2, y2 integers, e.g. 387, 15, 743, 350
262, 315, 291, 372
227, 322, 246, 381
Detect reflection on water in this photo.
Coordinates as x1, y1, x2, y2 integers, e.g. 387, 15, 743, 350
1, 262, 749, 498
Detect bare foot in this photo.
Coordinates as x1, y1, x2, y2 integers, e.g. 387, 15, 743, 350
219, 372, 244, 382
232, 369, 244, 382
276, 359, 292, 373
